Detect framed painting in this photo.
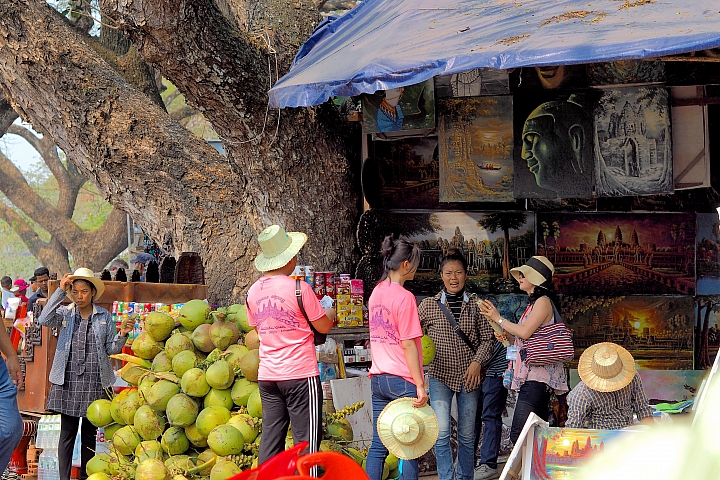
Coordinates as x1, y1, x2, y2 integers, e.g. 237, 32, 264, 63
570, 368, 702, 403
560, 295, 694, 370
434, 68, 510, 97
513, 92, 595, 199
587, 60, 665, 86
537, 212, 696, 295
695, 296, 720, 370
696, 213, 720, 295
594, 86, 673, 196
361, 79, 436, 134
671, 87, 711, 190
510, 65, 588, 92
438, 96, 514, 202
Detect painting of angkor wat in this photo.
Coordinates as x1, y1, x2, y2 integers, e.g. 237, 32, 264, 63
560, 295, 694, 370
696, 213, 720, 295
438, 97, 514, 202
594, 86, 673, 196
537, 213, 695, 295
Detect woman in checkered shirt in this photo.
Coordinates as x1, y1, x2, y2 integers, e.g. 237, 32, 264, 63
418, 248, 494, 480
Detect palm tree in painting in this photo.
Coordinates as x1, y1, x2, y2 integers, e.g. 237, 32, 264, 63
552, 221, 561, 263
478, 212, 528, 280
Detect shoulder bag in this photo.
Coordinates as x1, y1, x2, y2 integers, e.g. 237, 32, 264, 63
519, 299, 574, 366
296, 279, 327, 345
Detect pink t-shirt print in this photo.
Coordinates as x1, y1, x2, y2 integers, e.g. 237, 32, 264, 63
368, 281, 423, 386
246, 275, 325, 382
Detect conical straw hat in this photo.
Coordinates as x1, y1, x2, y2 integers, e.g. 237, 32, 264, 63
578, 342, 636, 393
376, 397, 439, 460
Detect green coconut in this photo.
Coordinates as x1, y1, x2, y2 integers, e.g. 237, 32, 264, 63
145, 312, 176, 342
184, 423, 208, 448
135, 458, 170, 480
119, 390, 144, 425
230, 378, 258, 407
107, 453, 134, 476
227, 304, 241, 314
209, 320, 240, 351
151, 351, 173, 373
87, 399, 113, 427
132, 332, 165, 360
244, 329, 260, 350
139, 373, 158, 403
238, 349, 260, 382
120, 364, 147, 385
209, 459, 241, 480
203, 388, 234, 410
191, 324, 215, 353
195, 406, 231, 437
247, 388, 262, 419
165, 332, 195, 360
234, 307, 253, 333
86, 453, 112, 475
224, 344, 249, 371
135, 440, 164, 463
166, 393, 199, 427
170, 350, 196, 377
226, 414, 259, 444
164, 455, 195, 473
178, 300, 210, 331
421, 334, 436, 365
196, 449, 216, 476
180, 368, 211, 398
207, 425, 244, 457
146, 379, 180, 411
161, 426, 190, 455
87, 473, 112, 480
113, 425, 141, 456
134, 405, 166, 440
205, 360, 235, 390
102, 423, 122, 442
385, 453, 399, 472
110, 389, 132, 425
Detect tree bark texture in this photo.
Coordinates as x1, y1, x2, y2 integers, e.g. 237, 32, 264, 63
0, 0, 359, 302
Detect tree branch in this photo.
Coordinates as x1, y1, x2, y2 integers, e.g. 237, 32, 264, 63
0, 95, 18, 135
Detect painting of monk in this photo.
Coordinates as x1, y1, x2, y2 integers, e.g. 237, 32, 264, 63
361, 79, 436, 134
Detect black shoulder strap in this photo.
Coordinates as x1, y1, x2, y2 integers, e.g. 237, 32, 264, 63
437, 300, 477, 352
296, 279, 321, 335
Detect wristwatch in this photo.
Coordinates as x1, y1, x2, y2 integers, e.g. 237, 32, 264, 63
498, 318, 504, 325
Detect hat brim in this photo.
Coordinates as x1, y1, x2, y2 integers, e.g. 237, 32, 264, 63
510, 264, 547, 287
376, 397, 438, 460
253, 231, 307, 272
578, 343, 636, 393
67, 275, 106, 303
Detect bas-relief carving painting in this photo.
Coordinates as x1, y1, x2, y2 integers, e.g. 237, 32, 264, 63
560, 296, 694, 370
696, 213, 720, 295
369, 211, 535, 295
438, 97, 514, 202
513, 93, 595, 200
594, 86, 673, 196
695, 296, 720, 370
361, 79, 436, 134
537, 212, 695, 296
434, 69, 510, 97
587, 60, 665, 86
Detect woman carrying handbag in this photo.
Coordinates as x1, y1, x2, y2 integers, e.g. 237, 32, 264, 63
478, 256, 570, 445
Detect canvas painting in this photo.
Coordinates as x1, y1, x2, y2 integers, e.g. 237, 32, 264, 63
434, 69, 510, 97
695, 296, 720, 370
478, 294, 529, 324
356, 210, 535, 296
362, 137, 439, 209
569, 368, 702, 403
513, 92, 596, 199
438, 97, 514, 202
361, 79, 435, 134
587, 60, 665, 86
696, 213, 720, 295
672, 87, 710, 190
594, 86, 673, 196
560, 296, 694, 370
510, 65, 588, 92
537, 212, 696, 295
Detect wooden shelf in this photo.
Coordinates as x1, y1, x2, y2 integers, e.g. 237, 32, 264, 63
328, 326, 369, 342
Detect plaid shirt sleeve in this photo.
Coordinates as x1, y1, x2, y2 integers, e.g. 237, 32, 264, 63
565, 383, 591, 428
630, 374, 654, 421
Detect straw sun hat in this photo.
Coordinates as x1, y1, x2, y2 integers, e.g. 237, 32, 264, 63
67, 267, 105, 302
578, 342, 636, 393
253, 225, 307, 272
376, 398, 439, 460
510, 255, 554, 287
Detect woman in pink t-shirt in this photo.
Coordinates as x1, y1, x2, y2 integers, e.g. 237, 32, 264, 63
366, 235, 427, 480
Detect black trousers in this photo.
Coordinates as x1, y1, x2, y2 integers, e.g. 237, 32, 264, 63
509, 380, 550, 444
59, 414, 97, 480
257, 376, 322, 466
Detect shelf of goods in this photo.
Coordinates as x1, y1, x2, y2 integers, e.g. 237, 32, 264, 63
16, 280, 207, 414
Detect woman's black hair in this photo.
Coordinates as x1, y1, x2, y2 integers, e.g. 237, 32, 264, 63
528, 279, 560, 309
439, 247, 468, 274
379, 235, 421, 281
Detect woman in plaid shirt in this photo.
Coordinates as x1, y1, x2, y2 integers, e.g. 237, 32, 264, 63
419, 248, 494, 480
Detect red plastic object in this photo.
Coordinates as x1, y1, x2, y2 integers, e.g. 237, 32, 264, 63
230, 442, 309, 480
296, 451, 370, 479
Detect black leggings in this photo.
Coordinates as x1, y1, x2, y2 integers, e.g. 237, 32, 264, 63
509, 380, 551, 444
59, 414, 97, 480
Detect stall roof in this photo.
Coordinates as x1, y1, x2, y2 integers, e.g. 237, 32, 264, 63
268, 0, 720, 108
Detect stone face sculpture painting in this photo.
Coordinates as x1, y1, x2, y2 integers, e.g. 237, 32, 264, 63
594, 86, 673, 196
361, 79, 436, 134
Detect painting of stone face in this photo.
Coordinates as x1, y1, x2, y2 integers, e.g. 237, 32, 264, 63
438, 97, 514, 202
587, 60, 665, 86
696, 213, 720, 295
361, 79, 436, 134
695, 296, 720, 370
434, 69, 510, 97
510, 65, 588, 92
513, 93, 595, 199
362, 137, 439, 209
537, 212, 695, 295
560, 295, 694, 369
594, 86, 673, 196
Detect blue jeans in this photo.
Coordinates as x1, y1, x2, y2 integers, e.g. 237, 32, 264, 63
428, 377, 480, 480
474, 376, 508, 469
0, 359, 23, 473
366, 374, 419, 480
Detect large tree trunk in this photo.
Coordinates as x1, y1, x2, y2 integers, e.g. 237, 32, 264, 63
0, 0, 359, 303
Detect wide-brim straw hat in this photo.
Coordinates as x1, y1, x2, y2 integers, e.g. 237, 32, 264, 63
67, 267, 105, 302
510, 255, 554, 287
578, 342, 636, 393
376, 397, 439, 460
253, 225, 307, 272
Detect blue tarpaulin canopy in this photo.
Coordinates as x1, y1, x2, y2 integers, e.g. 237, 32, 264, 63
268, 0, 720, 108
